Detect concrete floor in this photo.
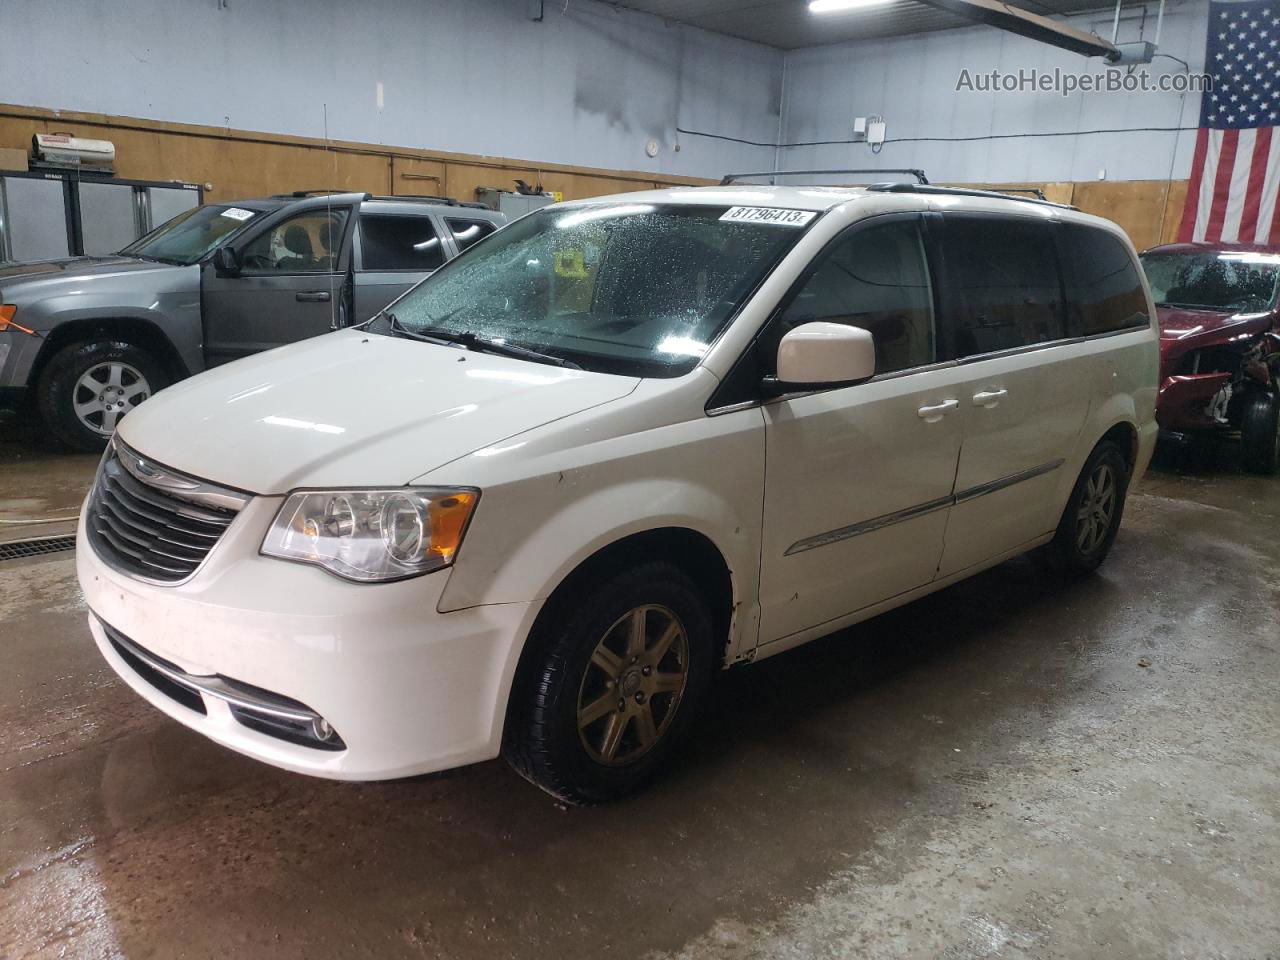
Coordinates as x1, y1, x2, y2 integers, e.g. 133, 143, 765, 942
2, 413, 1278, 960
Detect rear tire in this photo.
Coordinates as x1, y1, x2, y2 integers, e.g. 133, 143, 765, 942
36, 340, 167, 453
1240, 391, 1280, 475
503, 561, 715, 805
1044, 439, 1130, 576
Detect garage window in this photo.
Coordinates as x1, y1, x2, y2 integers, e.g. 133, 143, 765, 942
360, 214, 444, 271
940, 216, 1064, 357
1059, 224, 1149, 336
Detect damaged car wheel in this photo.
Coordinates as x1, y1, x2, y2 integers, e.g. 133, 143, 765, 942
1240, 392, 1280, 475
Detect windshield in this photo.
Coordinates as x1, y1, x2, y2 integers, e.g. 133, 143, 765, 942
370, 203, 812, 377
1141, 250, 1280, 312
120, 204, 264, 265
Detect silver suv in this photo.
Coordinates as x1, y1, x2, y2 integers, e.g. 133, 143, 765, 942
0, 191, 506, 450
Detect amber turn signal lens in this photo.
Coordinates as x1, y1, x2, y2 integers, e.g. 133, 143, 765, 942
0, 305, 34, 335
427, 492, 478, 563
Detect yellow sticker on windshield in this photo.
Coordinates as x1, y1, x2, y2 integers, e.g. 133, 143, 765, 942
555, 249, 587, 277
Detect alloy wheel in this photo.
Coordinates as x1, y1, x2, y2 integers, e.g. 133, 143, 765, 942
1075, 461, 1116, 554
73, 361, 151, 437
577, 604, 690, 766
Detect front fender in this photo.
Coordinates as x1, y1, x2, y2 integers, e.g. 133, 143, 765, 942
17, 271, 204, 376
432, 406, 767, 662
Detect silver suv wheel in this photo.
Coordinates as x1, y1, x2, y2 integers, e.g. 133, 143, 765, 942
73, 361, 151, 437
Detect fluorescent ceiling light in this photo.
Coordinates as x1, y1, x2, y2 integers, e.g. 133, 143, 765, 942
810, 0, 895, 12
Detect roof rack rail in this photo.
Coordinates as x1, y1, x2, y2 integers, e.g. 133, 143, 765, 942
865, 182, 1077, 210
272, 189, 360, 199
992, 187, 1049, 201
366, 194, 491, 210
720, 168, 929, 186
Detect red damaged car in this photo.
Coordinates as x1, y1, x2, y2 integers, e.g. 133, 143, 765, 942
1140, 242, 1280, 473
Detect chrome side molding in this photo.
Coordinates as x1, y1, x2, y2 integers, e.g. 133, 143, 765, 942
785, 458, 1066, 556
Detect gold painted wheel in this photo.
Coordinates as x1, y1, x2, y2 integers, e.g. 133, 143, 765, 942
576, 604, 690, 766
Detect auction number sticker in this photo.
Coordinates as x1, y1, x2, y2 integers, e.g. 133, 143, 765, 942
220, 207, 255, 221
719, 206, 817, 227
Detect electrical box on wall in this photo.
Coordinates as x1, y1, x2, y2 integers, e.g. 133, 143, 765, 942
867, 118, 886, 147
1107, 41, 1156, 65
852, 117, 868, 142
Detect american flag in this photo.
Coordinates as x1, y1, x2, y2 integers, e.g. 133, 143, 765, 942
1178, 0, 1280, 243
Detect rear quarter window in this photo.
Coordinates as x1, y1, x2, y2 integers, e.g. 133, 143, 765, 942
446, 218, 498, 252
1059, 224, 1149, 336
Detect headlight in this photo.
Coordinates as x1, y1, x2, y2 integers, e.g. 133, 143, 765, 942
261, 488, 479, 582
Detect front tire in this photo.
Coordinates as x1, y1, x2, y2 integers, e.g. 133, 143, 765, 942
1044, 439, 1130, 576
503, 561, 715, 805
36, 340, 167, 452
1240, 391, 1280, 475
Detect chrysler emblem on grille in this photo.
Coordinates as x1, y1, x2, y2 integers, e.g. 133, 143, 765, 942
117, 443, 200, 492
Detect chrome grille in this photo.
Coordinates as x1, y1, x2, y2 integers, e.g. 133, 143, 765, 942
85, 441, 249, 584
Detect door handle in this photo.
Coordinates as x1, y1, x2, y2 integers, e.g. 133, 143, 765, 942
296, 291, 332, 302
972, 388, 1008, 407
917, 399, 959, 422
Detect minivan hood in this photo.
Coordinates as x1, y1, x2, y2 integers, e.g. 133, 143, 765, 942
0, 256, 181, 294
117, 329, 640, 493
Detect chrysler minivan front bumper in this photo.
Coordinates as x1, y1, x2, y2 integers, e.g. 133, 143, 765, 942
77, 500, 541, 780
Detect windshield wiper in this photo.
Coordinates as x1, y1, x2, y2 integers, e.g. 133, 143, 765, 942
388, 316, 581, 369
385, 312, 442, 343
427, 328, 581, 369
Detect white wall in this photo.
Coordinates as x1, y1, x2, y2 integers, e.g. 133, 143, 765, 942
777, 1, 1210, 183
0, 0, 782, 180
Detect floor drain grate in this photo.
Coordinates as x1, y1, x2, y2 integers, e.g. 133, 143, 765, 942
0, 535, 78, 561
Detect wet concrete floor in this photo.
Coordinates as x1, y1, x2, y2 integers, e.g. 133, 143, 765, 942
1, 418, 1278, 959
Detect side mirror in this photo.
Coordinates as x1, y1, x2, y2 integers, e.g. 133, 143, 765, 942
214, 245, 240, 276
764, 321, 876, 394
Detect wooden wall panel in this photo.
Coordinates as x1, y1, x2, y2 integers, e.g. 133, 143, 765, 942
1, 103, 1194, 247
392, 156, 447, 198
0, 103, 708, 208
1159, 180, 1189, 245
1068, 180, 1183, 252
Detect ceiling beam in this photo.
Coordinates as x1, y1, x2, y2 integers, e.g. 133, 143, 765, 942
906, 0, 1117, 57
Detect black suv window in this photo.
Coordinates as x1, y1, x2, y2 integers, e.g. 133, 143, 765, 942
772, 218, 935, 375
1059, 224, 1149, 335
446, 218, 497, 252
360, 214, 444, 271
940, 216, 1063, 357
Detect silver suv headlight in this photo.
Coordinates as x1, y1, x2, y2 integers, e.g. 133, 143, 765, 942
261, 488, 479, 582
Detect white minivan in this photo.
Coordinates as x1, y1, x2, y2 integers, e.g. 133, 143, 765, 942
77, 180, 1159, 803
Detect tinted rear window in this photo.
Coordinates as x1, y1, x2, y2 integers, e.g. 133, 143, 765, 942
360, 214, 444, 271
940, 217, 1064, 358
1059, 224, 1149, 335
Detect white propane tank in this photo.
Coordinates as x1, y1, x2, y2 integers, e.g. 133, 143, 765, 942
31, 133, 116, 171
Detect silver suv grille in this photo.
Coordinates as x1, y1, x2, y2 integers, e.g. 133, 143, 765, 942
85, 441, 250, 584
